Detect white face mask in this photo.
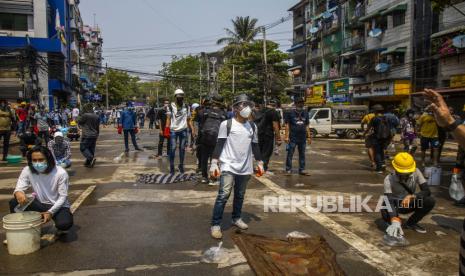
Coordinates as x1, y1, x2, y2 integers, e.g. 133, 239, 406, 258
239, 106, 252, 118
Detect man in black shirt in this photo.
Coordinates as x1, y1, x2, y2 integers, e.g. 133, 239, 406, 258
78, 104, 100, 168
254, 99, 282, 173
156, 98, 171, 158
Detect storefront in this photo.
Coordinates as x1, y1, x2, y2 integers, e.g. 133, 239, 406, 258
353, 80, 411, 110
305, 84, 326, 107
327, 78, 350, 104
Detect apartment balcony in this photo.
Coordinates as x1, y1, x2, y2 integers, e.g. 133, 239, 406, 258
293, 16, 305, 27
322, 20, 340, 36
324, 68, 340, 79
366, 35, 383, 51
310, 48, 322, 60
343, 36, 364, 50
341, 64, 359, 77
311, 71, 328, 81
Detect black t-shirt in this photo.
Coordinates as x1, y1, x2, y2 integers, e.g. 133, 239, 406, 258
255, 108, 279, 138
285, 109, 309, 142
157, 108, 168, 129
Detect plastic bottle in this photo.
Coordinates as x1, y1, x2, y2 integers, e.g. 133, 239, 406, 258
14, 192, 36, 213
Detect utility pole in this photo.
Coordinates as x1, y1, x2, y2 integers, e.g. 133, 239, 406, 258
232, 64, 235, 95
105, 62, 109, 110
156, 87, 159, 107
262, 27, 268, 105
199, 59, 202, 103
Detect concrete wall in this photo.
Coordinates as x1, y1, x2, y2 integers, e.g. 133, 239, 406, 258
34, 0, 49, 108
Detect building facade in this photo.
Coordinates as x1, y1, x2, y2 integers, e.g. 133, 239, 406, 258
286, 0, 465, 110
0, 0, 102, 109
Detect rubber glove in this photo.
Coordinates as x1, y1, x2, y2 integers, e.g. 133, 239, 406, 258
255, 161, 265, 177
386, 217, 404, 238
209, 159, 221, 179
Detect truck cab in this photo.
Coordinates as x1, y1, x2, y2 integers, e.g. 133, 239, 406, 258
308, 108, 332, 137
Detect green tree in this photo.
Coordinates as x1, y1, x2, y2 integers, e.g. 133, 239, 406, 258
158, 55, 206, 103
96, 69, 140, 105
218, 40, 290, 103
217, 16, 260, 57
432, 0, 463, 11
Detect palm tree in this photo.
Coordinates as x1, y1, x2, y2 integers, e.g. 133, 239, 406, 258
217, 16, 260, 57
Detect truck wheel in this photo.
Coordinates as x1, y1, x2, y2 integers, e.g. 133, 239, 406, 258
336, 133, 345, 138
310, 129, 317, 138
346, 130, 358, 139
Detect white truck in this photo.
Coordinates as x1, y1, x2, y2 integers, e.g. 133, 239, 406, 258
308, 105, 368, 139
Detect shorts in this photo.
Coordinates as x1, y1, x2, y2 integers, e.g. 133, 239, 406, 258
365, 135, 376, 148
421, 137, 440, 151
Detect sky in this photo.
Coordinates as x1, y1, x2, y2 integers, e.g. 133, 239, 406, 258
79, 0, 296, 79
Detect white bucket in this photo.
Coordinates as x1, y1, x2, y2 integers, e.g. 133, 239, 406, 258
424, 167, 442, 186
2, 211, 42, 255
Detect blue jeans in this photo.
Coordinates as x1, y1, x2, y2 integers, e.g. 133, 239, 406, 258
285, 140, 306, 172
17, 121, 27, 134
211, 172, 251, 226
123, 129, 139, 151
169, 129, 187, 174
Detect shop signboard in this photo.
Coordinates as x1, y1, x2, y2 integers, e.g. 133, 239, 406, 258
451, 74, 465, 88
328, 78, 349, 95
353, 81, 393, 98
394, 80, 411, 95
305, 85, 325, 105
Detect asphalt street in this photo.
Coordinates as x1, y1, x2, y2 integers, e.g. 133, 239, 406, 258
0, 128, 463, 275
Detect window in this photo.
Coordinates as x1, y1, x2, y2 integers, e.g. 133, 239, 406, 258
0, 13, 28, 31
392, 11, 406, 27
315, 110, 329, 119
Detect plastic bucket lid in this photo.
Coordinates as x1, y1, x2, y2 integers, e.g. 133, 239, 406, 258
3, 212, 42, 230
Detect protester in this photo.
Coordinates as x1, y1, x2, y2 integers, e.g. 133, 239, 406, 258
15, 102, 28, 134
67, 120, 80, 141
78, 104, 99, 168
156, 98, 171, 158
367, 104, 391, 173
362, 109, 376, 168
35, 108, 50, 146
0, 100, 15, 161
48, 132, 72, 168
9, 146, 73, 234
166, 89, 193, 174
438, 107, 461, 163
120, 104, 142, 153
417, 108, 439, 167
197, 95, 227, 185
254, 99, 282, 174
146, 106, 156, 129
382, 152, 434, 236
71, 106, 79, 121
137, 109, 146, 129
400, 109, 418, 154
19, 126, 40, 157
284, 97, 311, 176
209, 94, 264, 239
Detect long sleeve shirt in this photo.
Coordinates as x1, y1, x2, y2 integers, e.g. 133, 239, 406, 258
14, 166, 70, 214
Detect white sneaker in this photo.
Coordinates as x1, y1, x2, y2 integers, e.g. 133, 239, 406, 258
208, 180, 219, 186
211, 225, 222, 239
232, 218, 248, 230
3, 239, 7, 246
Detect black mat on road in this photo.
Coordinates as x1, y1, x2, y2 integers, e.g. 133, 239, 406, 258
136, 172, 197, 184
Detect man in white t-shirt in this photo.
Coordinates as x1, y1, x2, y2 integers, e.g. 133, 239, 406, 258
166, 89, 194, 174
209, 94, 264, 239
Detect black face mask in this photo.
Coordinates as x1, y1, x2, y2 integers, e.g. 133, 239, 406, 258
176, 98, 184, 105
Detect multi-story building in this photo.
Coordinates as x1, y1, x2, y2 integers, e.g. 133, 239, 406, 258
0, 0, 101, 109
428, 1, 465, 116
79, 24, 103, 102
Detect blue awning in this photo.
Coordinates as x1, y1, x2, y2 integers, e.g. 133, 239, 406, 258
287, 43, 305, 52
0, 36, 66, 56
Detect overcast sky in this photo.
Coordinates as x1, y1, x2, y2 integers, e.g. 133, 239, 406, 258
79, 0, 296, 79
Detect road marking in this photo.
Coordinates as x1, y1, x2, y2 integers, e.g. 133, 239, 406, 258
254, 176, 424, 275
70, 185, 96, 214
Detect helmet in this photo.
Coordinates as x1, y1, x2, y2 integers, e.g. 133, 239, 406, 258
191, 103, 200, 110
70, 121, 77, 126
54, 131, 64, 138
233, 94, 252, 107
392, 152, 416, 174
174, 89, 184, 97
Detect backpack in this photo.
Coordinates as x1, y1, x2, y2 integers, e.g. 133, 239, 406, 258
376, 116, 391, 140
226, 119, 256, 138
253, 110, 267, 134
199, 109, 226, 146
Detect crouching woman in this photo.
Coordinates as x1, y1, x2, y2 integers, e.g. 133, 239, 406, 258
9, 146, 73, 233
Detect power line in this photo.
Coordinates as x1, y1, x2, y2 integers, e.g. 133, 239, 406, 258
141, 0, 193, 38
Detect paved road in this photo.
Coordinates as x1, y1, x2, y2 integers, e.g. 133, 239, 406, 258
0, 128, 462, 275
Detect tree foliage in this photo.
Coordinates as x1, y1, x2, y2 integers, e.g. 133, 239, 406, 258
96, 69, 140, 105
432, 0, 462, 11
217, 16, 260, 57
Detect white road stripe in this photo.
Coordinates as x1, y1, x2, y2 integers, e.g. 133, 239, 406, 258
254, 176, 424, 275
70, 185, 96, 214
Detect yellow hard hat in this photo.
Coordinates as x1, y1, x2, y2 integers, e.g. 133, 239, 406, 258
70, 121, 77, 126
392, 152, 416, 174
20, 102, 26, 106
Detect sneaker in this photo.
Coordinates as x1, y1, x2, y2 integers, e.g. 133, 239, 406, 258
404, 223, 427, 234
208, 180, 219, 186
211, 225, 222, 239
200, 178, 208, 185
264, 171, 274, 176
232, 218, 248, 230
285, 170, 292, 175
89, 158, 96, 168
299, 171, 311, 176
135, 147, 143, 151
3, 239, 6, 246
376, 170, 384, 174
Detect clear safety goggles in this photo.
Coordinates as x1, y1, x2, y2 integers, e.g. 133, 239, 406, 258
234, 101, 255, 109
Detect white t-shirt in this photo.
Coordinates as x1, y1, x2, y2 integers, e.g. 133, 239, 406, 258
168, 103, 190, 132
72, 108, 79, 118
14, 166, 70, 214
218, 118, 258, 175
